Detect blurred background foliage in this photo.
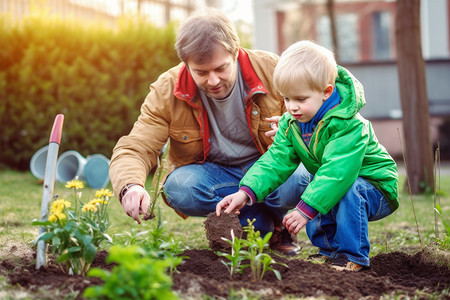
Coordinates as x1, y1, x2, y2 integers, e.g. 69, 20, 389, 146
0, 12, 180, 170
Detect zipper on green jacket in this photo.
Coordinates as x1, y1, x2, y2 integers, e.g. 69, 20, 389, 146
287, 119, 320, 164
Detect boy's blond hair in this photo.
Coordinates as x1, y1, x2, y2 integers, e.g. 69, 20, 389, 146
273, 40, 338, 94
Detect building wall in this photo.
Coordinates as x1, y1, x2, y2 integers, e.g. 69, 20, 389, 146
253, 0, 450, 158
254, 0, 450, 61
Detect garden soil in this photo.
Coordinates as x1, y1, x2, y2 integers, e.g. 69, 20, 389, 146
1, 213, 449, 299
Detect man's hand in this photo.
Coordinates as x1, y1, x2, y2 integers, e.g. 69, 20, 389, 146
216, 191, 249, 216
265, 116, 281, 140
121, 185, 151, 224
283, 210, 308, 235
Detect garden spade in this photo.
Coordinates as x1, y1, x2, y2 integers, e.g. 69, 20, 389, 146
36, 114, 64, 269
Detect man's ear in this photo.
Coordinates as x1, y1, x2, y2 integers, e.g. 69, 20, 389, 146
323, 84, 334, 100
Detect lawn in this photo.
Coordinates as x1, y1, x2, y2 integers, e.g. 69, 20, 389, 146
0, 167, 449, 299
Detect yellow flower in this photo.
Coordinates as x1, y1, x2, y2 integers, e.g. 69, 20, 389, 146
48, 212, 66, 222
82, 203, 98, 213
65, 180, 84, 189
48, 214, 58, 223
88, 198, 103, 206
50, 199, 71, 213
56, 212, 67, 221
95, 188, 113, 198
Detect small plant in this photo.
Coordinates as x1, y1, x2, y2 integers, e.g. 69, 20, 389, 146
217, 229, 244, 278
435, 204, 450, 235
32, 180, 112, 276
241, 219, 287, 281
84, 245, 180, 300
114, 210, 187, 276
435, 204, 450, 249
217, 219, 287, 281
143, 145, 169, 220
141, 212, 186, 276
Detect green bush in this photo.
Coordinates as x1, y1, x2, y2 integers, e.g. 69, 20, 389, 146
0, 13, 179, 170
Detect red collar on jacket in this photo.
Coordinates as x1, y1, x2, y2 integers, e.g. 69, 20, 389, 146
173, 48, 268, 102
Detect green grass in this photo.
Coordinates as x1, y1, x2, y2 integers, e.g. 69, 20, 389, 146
0, 169, 210, 259
0, 168, 449, 300
1, 168, 449, 259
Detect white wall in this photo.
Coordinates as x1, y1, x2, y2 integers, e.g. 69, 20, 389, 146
421, 0, 450, 59
253, 0, 279, 53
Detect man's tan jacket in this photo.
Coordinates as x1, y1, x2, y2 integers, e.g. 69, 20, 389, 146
109, 48, 285, 214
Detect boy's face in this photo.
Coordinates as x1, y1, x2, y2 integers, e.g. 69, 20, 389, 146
187, 47, 238, 100
281, 82, 333, 123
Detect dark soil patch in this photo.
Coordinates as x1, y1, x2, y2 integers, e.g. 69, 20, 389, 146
1, 245, 449, 299
173, 248, 450, 299
0, 250, 114, 299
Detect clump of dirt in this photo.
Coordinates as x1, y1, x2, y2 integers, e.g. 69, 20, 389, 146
418, 242, 450, 267
204, 212, 243, 251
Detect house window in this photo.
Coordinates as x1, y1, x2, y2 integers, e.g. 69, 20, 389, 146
317, 13, 360, 62
373, 11, 391, 60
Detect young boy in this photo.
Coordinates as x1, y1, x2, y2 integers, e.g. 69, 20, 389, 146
216, 40, 399, 271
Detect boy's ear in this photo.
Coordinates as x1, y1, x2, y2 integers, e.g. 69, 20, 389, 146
323, 84, 334, 100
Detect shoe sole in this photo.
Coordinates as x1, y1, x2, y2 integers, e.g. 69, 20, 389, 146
331, 262, 363, 272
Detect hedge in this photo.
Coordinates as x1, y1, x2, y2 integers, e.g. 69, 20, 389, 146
0, 13, 180, 170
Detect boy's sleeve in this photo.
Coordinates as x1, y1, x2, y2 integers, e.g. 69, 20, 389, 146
239, 114, 301, 202
296, 200, 318, 220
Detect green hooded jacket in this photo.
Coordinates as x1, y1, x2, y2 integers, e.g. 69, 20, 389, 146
240, 66, 399, 214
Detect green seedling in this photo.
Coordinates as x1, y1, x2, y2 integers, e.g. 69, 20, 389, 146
143, 145, 169, 220
435, 204, 450, 236
218, 219, 287, 281
240, 219, 287, 281
116, 212, 187, 276
84, 245, 180, 300
216, 229, 244, 278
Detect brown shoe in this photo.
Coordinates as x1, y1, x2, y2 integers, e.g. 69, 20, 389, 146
269, 227, 301, 256
331, 254, 364, 272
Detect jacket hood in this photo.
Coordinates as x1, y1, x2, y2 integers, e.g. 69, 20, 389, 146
331, 65, 366, 119
284, 65, 366, 128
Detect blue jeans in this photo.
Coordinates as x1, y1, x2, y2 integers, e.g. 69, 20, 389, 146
304, 175, 395, 267
164, 161, 310, 236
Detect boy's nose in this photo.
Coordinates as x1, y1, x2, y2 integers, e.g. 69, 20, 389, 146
289, 103, 299, 112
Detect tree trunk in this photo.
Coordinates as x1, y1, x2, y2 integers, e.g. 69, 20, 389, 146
326, 0, 339, 62
395, 0, 434, 194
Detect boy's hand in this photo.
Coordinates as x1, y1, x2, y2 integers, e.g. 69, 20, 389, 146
216, 191, 249, 216
283, 210, 308, 234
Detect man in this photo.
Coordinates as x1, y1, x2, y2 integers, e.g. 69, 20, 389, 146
109, 8, 306, 256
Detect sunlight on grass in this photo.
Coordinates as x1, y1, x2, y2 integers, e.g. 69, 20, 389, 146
368, 175, 450, 256
0, 169, 449, 261
1, 167, 449, 300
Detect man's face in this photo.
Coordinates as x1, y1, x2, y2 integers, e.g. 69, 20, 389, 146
187, 47, 238, 100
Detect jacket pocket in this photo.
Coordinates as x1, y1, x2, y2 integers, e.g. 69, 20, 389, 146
169, 127, 203, 163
